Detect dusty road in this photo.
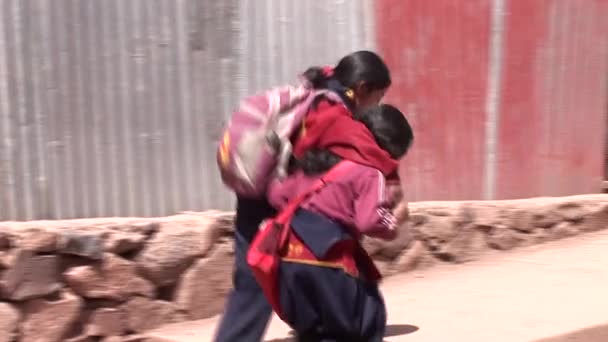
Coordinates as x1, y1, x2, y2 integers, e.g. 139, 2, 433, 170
148, 230, 608, 342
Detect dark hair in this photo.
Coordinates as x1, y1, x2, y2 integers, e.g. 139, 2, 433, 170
298, 104, 414, 175
297, 149, 343, 176
303, 50, 391, 92
356, 104, 414, 159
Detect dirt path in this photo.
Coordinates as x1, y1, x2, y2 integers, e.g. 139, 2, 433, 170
147, 230, 608, 342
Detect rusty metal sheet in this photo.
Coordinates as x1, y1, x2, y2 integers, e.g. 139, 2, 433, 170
376, 0, 492, 201
495, 0, 608, 198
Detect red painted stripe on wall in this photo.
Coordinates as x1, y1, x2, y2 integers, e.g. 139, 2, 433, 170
375, 0, 608, 201
375, 0, 491, 201
495, 0, 608, 199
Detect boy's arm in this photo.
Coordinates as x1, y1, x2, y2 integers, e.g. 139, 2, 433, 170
386, 179, 403, 209
393, 200, 410, 225
353, 170, 398, 240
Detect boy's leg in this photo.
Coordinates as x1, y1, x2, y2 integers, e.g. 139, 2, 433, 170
296, 331, 366, 342
358, 283, 387, 342
280, 263, 386, 342
213, 231, 273, 342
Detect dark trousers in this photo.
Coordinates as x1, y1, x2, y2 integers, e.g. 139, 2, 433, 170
280, 211, 387, 342
213, 197, 276, 342
280, 262, 387, 342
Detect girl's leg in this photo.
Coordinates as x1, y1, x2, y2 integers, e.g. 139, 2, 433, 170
295, 330, 323, 342
358, 283, 387, 342
214, 198, 276, 342
214, 231, 273, 342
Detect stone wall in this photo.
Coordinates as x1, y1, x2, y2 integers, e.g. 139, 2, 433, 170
1, 194, 607, 341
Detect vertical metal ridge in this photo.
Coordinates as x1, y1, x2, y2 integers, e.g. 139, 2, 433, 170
148, 0, 171, 213
144, 0, 154, 214
166, 0, 182, 214
98, 0, 116, 216
12, 0, 35, 219
483, 0, 506, 200
300, 1, 311, 68
21, 0, 37, 219
236, 0, 248, 100
76, 0, 94, 218
47, 0, 65, 219
28, 0, 49, 219
346, 0, 358, 51
253, 0, 263, 90
541, 1, 559, 159
265, 0, 277, 85
168, 0, 187, 214
597, 3, 608, 185
175, 0, 193, 212
116, 0, 136, 216
565, 2, 584, 177
129, 0, 145, 216
155, 0, 172, 214
335, 1, 347, 53
199, 0, 213, 211
139, 0, 154, 216
455, 0, 467, 197
85, 0, 103, 217
552, 0, 572, 159
189, 1, 205, 211
361, 0, 376, 51
106, 0, 122, 216
0, 0, 16, 220
277, 0, 288, 85
41, 0, 59, 219
64, 0, 82, 218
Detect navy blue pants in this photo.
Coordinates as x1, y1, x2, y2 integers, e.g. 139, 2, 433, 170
280, 262, 387, 342
214, 197, 276, 342
280, 210, 387, 342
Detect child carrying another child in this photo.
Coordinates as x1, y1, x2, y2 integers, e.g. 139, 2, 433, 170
267, 104, 414, 342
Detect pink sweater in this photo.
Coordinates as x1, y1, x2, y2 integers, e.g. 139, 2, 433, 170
267, 163, 397, 240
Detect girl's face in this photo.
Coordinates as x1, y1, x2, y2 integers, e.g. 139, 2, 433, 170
354, 87, 387, 111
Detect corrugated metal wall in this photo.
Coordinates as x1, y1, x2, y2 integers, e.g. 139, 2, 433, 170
376, 0, 491, 201
236, 0, 375, 98
376, 0, 608, 201
494, 0, 608, 199
0, 0, 374, 220
2, 0, 607, 220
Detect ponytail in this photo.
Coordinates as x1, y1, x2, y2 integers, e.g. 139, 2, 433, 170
302, 51, 391, 92
302, 66, 334, 89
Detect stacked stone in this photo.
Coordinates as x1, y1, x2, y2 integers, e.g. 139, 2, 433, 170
0, 212, 235, 342
366, 194, 608, 276
1, 194, 608, 341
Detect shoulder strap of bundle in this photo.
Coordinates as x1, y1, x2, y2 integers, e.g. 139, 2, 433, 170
274, 160, 355, 224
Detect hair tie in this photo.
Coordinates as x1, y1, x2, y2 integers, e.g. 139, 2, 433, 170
322, 66, 334, 77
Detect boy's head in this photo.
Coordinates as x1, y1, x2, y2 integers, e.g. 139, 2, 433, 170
356, 104, 414, 159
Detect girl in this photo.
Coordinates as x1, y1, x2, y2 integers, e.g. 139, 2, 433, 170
214, 51, 395, 342
268, 104, 414, 342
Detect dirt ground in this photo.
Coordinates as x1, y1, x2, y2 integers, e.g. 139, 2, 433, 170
147, 230, 608, 342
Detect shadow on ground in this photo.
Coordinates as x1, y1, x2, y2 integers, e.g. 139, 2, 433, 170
384, 324, 419, 337
531, 323, 608, 342
265, 324, 420, 342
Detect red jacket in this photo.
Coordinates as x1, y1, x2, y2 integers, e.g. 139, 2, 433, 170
293, 99, 400, 180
